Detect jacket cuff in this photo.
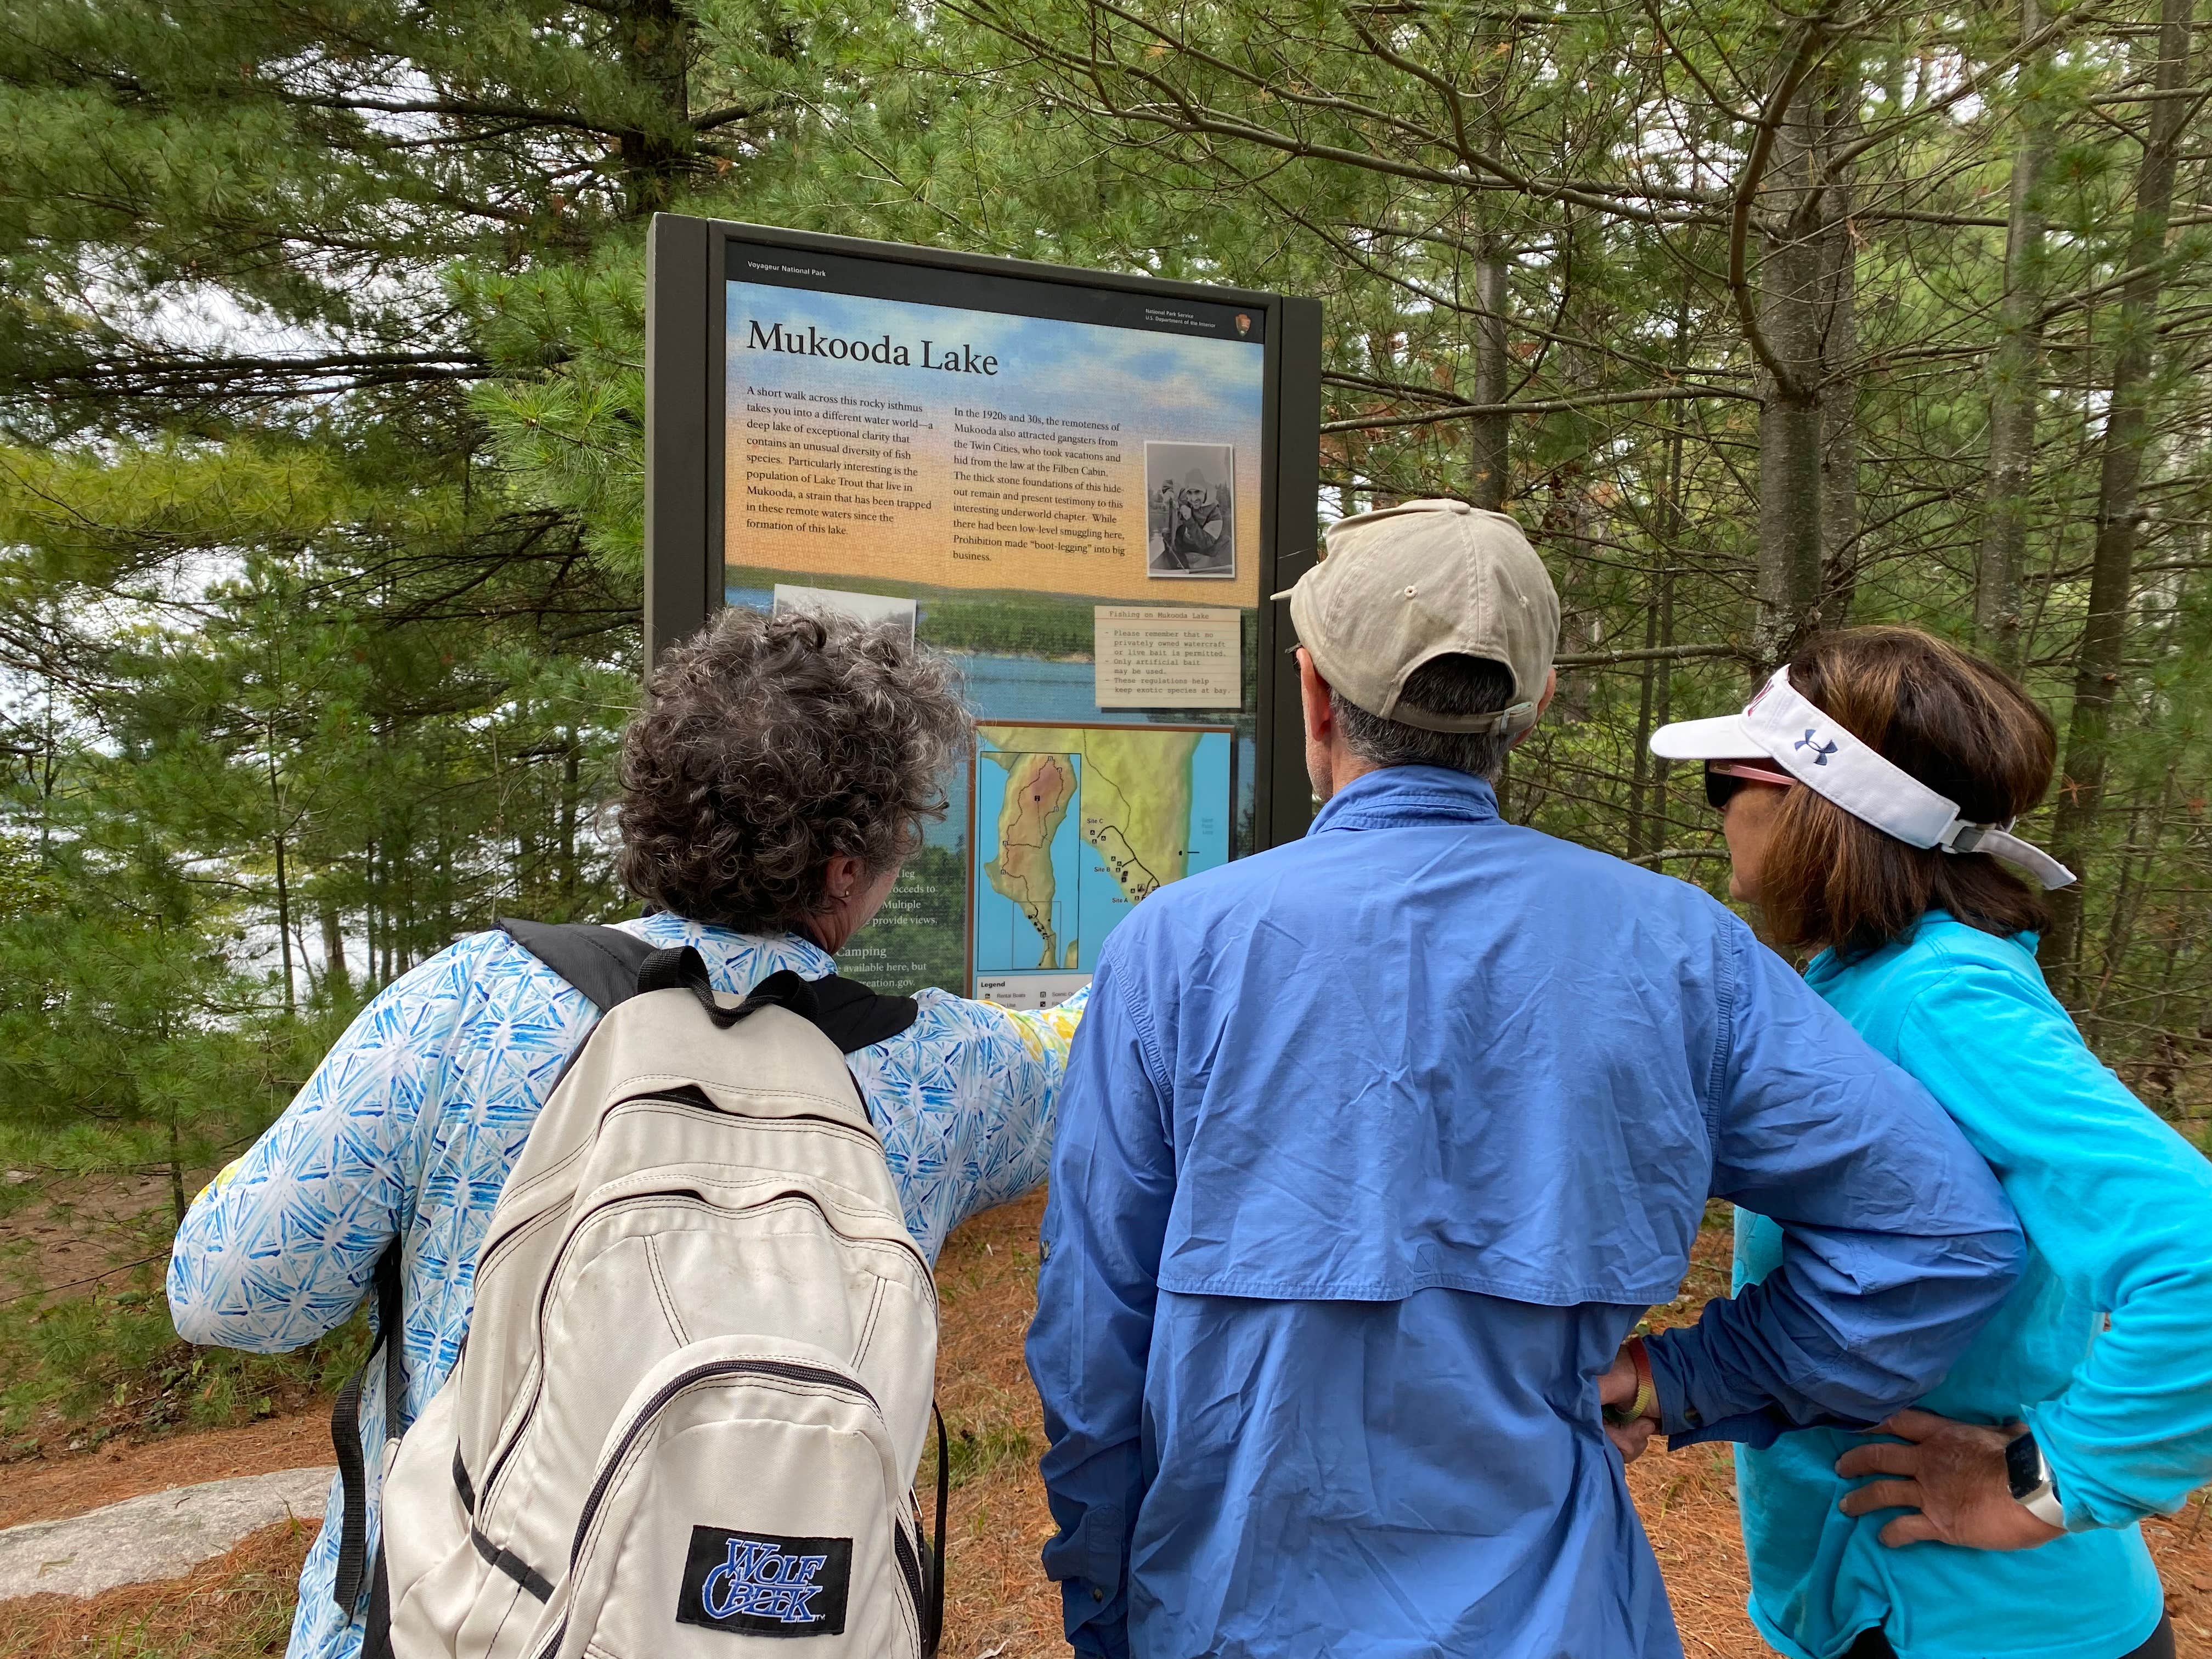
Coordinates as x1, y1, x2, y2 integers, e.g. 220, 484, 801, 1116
1043, 1502, 1131, 1650
2022, 1402, 2130, 1534
1060, 1582, 1131, 1658
1640, 1327, 1716, 1438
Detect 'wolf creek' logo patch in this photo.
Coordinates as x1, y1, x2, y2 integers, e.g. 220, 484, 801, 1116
676, 1525, 854, 1637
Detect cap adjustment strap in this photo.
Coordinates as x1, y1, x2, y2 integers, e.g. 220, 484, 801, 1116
1940, 822, 1994, 855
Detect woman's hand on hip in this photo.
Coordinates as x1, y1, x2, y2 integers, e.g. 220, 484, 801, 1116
1835, 1409, 2066, 1550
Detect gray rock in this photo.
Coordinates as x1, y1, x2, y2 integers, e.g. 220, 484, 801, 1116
0, 1464, 334, 1602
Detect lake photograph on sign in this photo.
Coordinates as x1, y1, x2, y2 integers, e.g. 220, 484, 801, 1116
770, 582, 918, 639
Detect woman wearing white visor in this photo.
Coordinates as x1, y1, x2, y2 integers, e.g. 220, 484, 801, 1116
1639, 626, 2212, 1659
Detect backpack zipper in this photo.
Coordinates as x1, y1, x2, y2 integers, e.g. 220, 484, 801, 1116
472, 1095, 885, 1285
477, 1183, 930, 1511
528, 1357, 892, 1659
891, 1500, 926, 1648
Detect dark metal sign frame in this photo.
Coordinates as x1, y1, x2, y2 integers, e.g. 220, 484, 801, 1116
644, 212, 1322, 849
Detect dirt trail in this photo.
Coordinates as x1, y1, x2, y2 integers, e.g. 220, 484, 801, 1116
0, 1412, 334, 1534
0, 1170, 182, 1300
7, 1193, 2212, 1657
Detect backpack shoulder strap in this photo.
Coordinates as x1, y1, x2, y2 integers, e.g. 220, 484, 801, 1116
500, 918, 921, 1052
331, 1237, 404, 1613
496, 918, 656, 1014
745, 968, 921, 1053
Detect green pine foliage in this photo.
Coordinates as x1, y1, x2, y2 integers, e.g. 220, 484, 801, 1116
0, 0, 2205, 1446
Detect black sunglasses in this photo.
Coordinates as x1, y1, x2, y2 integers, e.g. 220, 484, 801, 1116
1703, 762, 1797, 813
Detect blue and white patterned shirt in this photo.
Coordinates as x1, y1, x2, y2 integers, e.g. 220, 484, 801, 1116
166, 913, 1085, 1659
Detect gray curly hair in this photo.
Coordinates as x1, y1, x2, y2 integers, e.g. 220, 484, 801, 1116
615, 607, 970, 933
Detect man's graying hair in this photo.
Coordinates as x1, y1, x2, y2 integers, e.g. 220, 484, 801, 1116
1331, 653, 1521, 780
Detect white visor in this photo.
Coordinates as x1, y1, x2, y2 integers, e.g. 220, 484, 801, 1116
1649, 667, 2076, 891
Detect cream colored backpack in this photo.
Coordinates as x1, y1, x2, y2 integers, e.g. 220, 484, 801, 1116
368, 930, 942, 1659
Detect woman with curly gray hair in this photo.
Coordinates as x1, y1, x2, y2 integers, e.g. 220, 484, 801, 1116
168, 607, 1087, 1659
616, 607, 969, 953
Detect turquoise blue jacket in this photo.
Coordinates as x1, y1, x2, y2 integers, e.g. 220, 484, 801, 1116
1736, 912, 2212, 1659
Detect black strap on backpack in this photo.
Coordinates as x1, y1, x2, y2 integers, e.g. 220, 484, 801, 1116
331, 1237, 403, 1612
496, 918, 922, 1054
494, 917, 657, 1017
925, 1403, 950, 1658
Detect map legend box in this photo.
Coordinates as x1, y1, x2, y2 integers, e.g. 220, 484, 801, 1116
974, 972, 1094, 1011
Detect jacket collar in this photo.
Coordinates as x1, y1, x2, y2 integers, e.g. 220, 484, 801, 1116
637, 912, 839, 980
1309, 765, 1502, 833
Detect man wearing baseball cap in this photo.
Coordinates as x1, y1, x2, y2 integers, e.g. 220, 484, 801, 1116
1027, 500, 2024, 1658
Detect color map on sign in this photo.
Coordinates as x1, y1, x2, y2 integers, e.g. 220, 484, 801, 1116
971, 724, 1232, 1007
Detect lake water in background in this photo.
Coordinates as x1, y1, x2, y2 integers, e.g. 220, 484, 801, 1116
733, 583, 1119, 721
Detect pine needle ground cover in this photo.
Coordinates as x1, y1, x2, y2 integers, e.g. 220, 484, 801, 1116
5, 1194, 2212, 1658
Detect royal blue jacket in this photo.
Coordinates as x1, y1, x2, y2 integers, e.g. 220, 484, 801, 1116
1026, 765, 2023, 1658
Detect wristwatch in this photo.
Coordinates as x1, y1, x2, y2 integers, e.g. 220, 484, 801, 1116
2005, 1429, 2066, 1528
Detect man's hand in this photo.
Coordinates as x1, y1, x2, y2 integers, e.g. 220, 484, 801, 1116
1600, 1348, 1660, 1464
1834, 1409, 2066, 1550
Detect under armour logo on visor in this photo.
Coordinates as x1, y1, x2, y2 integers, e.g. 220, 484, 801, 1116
1795, 731, 1838, 765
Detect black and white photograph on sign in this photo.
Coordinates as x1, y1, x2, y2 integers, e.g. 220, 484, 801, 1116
1145, 442, 1236, 579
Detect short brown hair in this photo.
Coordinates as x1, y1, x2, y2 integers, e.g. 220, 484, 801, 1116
1757, 627, 2056, 960
614, 608, 969, 933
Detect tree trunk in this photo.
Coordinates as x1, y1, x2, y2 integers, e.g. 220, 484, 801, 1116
1651, 561, 1675, 851
167, 1107, 187, 1229
365, 843, 379, 992
613, 0, 692, 218
1468, 240, 1510, 511
263, 702, 295, 1014
1648, 402, 1686, 858
2042, 0, 2194, 1000
558, 729, 582, 909
1644, 281, 1693, 857
1627, 578, 1662, 857
272, 828, 295, 1017
2088, 764, 2174, 1028
376, 840, 394, 985
1817, 61, 1860, 628
397, 830, 415, 976
1974, 0, 2052, 673
1754, 91, 1828, 667
320, 900, 349, 998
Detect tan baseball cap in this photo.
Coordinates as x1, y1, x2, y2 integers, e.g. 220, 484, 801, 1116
1271, 499, 1560, 733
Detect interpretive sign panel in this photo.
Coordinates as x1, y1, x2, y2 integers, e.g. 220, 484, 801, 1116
645, 217, 1321, 999
725, 240, 1265, 604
